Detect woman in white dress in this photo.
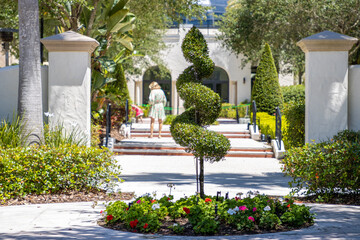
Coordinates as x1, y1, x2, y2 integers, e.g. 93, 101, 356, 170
148, 81, 167, 138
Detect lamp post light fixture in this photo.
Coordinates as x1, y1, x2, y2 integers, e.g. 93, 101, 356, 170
216, 191, 221, 201
225, 192, 229, 200
0, 28, 18, 67
243, 77, 246, 84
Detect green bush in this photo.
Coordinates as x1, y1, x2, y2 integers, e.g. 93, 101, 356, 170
43, 124, 87, 147
0, 145, 121, 200
219, 103, 236, 118
164, 115, 177, 125
0, 117, 23, 148
282, 130, 360, 200
104, 193, 314, 235
251, 43, 283, 115
281, 85, 305, 103
256, 112, 288, 148
283, 101, 305, 148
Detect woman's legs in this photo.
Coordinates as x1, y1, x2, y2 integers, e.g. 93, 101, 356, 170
149, 117, 155, 138
158, 119, 163, 138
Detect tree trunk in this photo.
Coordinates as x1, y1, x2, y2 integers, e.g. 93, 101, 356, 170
199, 156, 205, 199
18, 0, 44, 146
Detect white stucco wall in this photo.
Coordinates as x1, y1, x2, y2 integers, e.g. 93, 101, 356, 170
305, 51, 348, 143
349, 65, 360, 131
0, 65, 48, 121
48, 52, 91, 144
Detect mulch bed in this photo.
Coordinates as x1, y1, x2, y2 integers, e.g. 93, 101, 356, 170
98, 216, 312, 236
0, 189, 134, 207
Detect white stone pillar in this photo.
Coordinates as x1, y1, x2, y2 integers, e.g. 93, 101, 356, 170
41, 31, 99, 146
297, 31, 357, 143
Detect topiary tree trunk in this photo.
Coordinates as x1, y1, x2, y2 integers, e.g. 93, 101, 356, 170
170, 27, 231, 198
251, 43, 283, 115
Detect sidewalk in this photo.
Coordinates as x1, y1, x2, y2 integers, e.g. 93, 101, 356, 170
1, 121, 360, 239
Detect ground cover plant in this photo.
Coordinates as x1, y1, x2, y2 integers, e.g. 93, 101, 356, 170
283, 130, 360, 202
100, 192, 315, 236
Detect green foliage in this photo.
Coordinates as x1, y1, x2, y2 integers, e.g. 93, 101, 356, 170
163, 115, 177, 125
0, 117, 23, 148
283, 101, 305, 148
259, 212, 282, 230
280, 204, 314, 227
0, 145, 120, 200
171, 26, 230, 162
91, 124, 102, 147
219, 103, 236, 119
251, 44, 283, 115
104, 193, 314, 235
281, 85, 305, 103
282, 130, 360, 200
256, 112, 288, 148
219, 0, 360, 83
43, 124, 87, 147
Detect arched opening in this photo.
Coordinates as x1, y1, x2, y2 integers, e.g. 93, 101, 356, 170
202, 66, 229, 102
143, 66, 172, 115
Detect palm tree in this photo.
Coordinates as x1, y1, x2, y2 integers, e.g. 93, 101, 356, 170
18, 0, 44, 145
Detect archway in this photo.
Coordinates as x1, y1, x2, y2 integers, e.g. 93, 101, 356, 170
202, 66, 229, 102
143, 66, 172, 115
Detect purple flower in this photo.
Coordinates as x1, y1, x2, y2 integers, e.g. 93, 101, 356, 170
253, 207, 257, 212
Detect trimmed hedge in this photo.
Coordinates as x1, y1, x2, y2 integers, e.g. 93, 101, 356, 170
283, 130, 360, 199
251, 43, 283, 115
281, 85, 305, 103
257, 112, 288, 148
0, 145, 121, 200
283, 101, 305, 148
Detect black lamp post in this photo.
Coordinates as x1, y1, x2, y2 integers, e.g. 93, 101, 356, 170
0, 28, 18, 67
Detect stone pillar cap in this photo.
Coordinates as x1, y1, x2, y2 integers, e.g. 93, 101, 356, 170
41, 31, 99, 53
297, 31, 358, 53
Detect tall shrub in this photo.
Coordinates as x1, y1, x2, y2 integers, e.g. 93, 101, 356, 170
251, 43, 283, 115
281, 85, 305, 103
283, 100, 305, 148
170, 27, 231, 198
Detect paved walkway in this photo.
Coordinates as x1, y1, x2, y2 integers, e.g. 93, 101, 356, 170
1, 121, 360, 239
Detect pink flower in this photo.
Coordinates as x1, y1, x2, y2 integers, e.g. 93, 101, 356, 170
253, 207, 257, 212
136, 200, 141, 204
248, 216, 255, 222
239, 205, 248, 211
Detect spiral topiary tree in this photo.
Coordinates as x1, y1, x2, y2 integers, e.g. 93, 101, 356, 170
170, 27, 231, 198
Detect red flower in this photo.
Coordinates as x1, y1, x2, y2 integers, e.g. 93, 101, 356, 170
235, 197, 240, 201
183, 207, 190, 214
167, 197, 171, 201
130, 219, 139, 228
151, 200, 156, 203
100, 210, 104, 214
107, 215, 114, 221
126, 208, 129, 211
143, 223, 149, 229
205, 198, 212, 203
287, 204, 291, 208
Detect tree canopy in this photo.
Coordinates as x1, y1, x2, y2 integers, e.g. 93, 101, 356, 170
218, 0, 360, 84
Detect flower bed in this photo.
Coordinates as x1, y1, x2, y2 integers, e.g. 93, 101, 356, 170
100, 192, 315, 236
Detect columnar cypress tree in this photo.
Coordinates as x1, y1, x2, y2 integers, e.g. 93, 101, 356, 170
170, 27, 230, 198
251, 43, 283, 115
